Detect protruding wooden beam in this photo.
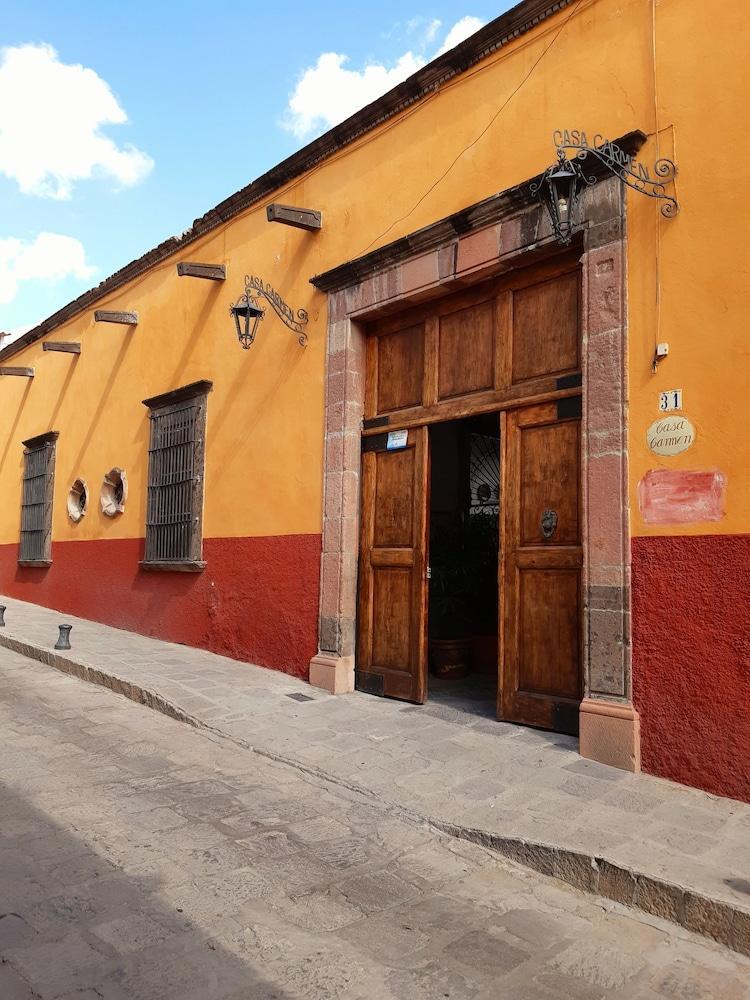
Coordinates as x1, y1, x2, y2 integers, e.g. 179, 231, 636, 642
43, 342, 81, 354
176, 262, 226, 281
266, 204, 322, 232
0, 367, 34, 377
94, 310, 138, 325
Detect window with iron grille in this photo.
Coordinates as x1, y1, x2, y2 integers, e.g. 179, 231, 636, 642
19, 431, 58, 565
141, 381, 212, 570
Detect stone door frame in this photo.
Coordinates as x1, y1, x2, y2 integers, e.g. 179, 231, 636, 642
308, 161, 640, 772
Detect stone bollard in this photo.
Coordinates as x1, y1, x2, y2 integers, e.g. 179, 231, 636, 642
0, 605, 5, 627
55, 624, 72, 650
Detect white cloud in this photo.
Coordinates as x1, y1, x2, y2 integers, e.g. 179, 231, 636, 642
0, 43, 153, 199
435, 16, 485, 56
284, 51, 424, 140
405, 17, 442, 46
283, 15, 486, 140
0, 323, 31, 348
0, 232, 96, 306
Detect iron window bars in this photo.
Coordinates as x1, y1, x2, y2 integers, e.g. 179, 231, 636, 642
19, 431, 58, 566
141, 381, 212, 571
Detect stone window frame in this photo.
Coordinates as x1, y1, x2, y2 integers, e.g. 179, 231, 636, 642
18, 430, 59, 568
140, 380, 213, 573
308, 139, 641, 773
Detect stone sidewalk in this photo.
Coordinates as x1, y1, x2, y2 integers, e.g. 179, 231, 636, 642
5, 646, 749, 1000
0, 594, 748, 956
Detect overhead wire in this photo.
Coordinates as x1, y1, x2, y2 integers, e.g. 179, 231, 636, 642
4, 0, 593, 352
35, 0, 592, 312
65, 8, 587, 302
651, 0, 663, 373
360, 0, 587, 255
247, 2, 592, 239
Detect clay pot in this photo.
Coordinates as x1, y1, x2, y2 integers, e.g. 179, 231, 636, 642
429, 638, 473, 679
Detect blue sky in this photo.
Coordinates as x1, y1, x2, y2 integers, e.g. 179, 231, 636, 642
0, 1, 512, 338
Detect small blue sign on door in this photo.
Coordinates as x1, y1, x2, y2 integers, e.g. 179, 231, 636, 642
386, 429, 408, 450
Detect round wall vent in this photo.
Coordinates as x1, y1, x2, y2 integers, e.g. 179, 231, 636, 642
67, 479, 88, 522
101, 467, 127, 517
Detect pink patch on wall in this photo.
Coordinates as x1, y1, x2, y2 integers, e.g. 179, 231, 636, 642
638, 469, 726, 526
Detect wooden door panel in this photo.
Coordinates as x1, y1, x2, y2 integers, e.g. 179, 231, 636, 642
515, 548, 582, 570
438, 300, 495, 400
376, 324, 425, 413
357, 427, 429, 702
371, 548, 414, 568
363, 260, 581, 427
373, 448, 415, 547
371, 568, 412, 670
519, 421, 580, 546
512, 271, 579, 384
518, 568, 581, 699
501, 401, 582, 731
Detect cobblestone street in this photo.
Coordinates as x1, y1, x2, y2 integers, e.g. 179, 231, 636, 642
1, 648, 748, 1000
2, 593, 749, 951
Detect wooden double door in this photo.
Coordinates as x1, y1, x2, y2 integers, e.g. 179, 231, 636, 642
355, 258, 583, 732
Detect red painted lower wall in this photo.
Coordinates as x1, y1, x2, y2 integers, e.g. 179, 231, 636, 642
0, 534, 321, 679
632, 534, 750, 803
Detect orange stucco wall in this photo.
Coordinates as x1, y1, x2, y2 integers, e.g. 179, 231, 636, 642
1, 0, 747, 547
0, 0, 747, 792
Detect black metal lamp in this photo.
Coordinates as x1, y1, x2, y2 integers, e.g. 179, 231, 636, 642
534, 131, 679, 247
230, 294, 265, 349
541, 150, 580, 245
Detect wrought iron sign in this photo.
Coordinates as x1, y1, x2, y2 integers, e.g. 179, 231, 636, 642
230, 274, 309, 350
532, 129, 680, 245
245, 275, 309, 346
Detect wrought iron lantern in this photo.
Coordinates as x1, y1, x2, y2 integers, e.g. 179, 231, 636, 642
229, 275, 309, 349
230, 293, 265, 349
535, 149, 582, 245
533, 130, 680, 246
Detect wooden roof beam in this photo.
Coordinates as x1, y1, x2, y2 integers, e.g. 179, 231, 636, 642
43, 342, 81, 354
94, 310, 138, 325
0, 367, 34, 377
266, 204, 322, 232
176, 262, 226, 280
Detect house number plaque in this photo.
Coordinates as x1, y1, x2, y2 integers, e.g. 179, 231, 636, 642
659, 389, 683, 412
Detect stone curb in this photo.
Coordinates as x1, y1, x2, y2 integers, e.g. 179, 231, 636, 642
1, 630, 748, 958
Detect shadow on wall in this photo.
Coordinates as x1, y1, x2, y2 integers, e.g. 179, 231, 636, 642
208, 296, 314, 481
166, 277, 224, 391
0, 379, 33, 478
70, 330, 135, 474
47, 350, 81, 434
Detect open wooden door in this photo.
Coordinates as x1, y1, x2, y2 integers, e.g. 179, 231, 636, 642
356, 426, 429, 702
500, 400, 582, 732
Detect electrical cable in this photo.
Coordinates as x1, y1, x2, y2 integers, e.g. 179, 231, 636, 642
10, 1, 591, 349
361, 0, 586, 255
651, 0, 662, 373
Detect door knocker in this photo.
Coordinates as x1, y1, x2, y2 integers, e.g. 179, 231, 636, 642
541, 509, 558, 540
